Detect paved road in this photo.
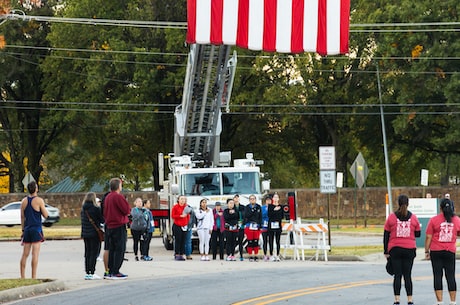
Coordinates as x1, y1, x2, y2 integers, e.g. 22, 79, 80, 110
0, 233, 446, 305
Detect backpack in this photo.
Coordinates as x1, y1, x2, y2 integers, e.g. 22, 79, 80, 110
130, 207, 148, 231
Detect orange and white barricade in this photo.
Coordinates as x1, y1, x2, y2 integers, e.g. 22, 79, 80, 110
281, 218, 330, 261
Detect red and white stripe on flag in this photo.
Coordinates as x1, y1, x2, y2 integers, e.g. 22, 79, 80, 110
186, 0, 350, 55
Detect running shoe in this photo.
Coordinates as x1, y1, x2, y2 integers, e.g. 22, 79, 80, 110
109, 273, 128, 280
84, 274, 91, 280
91, 274, 102, 280
103, 272, 111, 279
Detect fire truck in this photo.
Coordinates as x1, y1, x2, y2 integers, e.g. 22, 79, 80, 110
156, 43, 269, 250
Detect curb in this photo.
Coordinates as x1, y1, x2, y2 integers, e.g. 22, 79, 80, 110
0, 279, 65, 304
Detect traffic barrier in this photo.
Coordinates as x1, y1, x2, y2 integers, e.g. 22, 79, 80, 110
281, 217, 330, 261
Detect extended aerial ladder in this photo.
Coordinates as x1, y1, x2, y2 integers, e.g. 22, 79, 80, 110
174, 44, 237, 166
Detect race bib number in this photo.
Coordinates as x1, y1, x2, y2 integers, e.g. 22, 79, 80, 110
249, 222, 259, 230
271, 222, 280, 229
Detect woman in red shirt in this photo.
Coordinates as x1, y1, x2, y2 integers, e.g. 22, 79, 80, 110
425, 198, 460, 305
171, 195, 190, 261
384, 194, 421, 305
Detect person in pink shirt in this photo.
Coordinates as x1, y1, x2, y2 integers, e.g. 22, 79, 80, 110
425, 198, 460, 305
384, 194, 421, 305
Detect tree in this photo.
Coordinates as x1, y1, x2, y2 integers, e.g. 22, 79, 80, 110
41, 0, 187, 190
0, 1, 66, 192
351, 0, 460, 186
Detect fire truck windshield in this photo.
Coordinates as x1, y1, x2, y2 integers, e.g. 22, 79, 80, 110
182, 171, 260, 196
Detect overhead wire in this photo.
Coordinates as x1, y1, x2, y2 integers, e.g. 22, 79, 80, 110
1, 13, 460, 115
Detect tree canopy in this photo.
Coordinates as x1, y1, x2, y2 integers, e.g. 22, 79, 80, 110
0, 0, 459, 192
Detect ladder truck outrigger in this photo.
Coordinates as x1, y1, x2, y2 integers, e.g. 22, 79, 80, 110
157, 44, 269, 250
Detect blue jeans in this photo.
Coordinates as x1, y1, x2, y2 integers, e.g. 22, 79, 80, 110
185, 228, 192, 256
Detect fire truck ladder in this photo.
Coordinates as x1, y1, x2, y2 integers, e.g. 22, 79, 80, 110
174, 44, 237, 166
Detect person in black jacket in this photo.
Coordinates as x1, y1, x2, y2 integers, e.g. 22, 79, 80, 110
224, 198, 239, 261
81, 192, 105, 280
233, 194, 246, 261
244, 195, 262, 262
268, 193, 284, 261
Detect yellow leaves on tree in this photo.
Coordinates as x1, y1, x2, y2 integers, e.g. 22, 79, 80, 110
101, 41, 110, 50
411, 45, 423, 58
0, 0, 11, 14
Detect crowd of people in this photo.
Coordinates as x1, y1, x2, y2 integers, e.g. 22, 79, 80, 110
171, 193, 284, 262
17, 179, 460, 305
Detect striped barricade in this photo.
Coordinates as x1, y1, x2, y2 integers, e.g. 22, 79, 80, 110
281, 218, 330, 261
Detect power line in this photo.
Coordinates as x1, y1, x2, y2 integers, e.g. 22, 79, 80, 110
2, 100, 460, 116
3, 13, 460, 30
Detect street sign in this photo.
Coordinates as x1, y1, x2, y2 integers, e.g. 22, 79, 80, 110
336, 172, 343, 188
22, 172, 35, 189
421, 169, 429, 186
320, 170, 336, 194
319, 146, 336, 170
349, 152, 368, 189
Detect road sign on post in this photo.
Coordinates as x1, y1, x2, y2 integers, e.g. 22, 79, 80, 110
319, 146, 336, 194
421, 169, 429, 186
349, 152, 368, 189
22, 172, 35, 190
320, 170, 336, 194
319, 146, 336, 170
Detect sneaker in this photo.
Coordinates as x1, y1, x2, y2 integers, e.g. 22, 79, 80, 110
91, 274, 102, 280
226, 256, 232, 261
239, 257, 244, 261
275, 256, 281, 261
186, 256, 193, 260
135, 256, 139, 261
144, 256, 153, 261
254, 257, 259, 262
231, 256, 237, 261
263, 255, 269, 262
249, 257, 254, 262
205, 256, 210, 261
175, 255, 185, 261
96, 256, 103, 261
109, 273, 128, 280
270, 255, 276, 261
84, 274, 92, 280
103, 272, 111, 279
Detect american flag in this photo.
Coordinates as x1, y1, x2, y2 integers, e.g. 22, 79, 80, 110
186, 0, 350, 55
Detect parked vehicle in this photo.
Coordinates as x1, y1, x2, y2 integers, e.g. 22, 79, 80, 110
0, 201, 60, 227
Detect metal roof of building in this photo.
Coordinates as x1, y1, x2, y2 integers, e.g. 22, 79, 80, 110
45, 177, 107, 193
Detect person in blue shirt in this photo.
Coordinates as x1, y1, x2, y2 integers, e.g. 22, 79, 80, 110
261, 195, 271, 261
20, 181, 49, 279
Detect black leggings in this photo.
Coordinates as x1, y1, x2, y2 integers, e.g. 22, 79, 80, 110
131, 229, 143, 256
268, 230, 281, 256
430, 250, 457, 291
389, 247, 416, 296
172, 224, 187, 255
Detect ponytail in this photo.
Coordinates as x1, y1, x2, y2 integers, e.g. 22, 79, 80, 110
440, 198, 454, 223
396, 194, 409, 219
